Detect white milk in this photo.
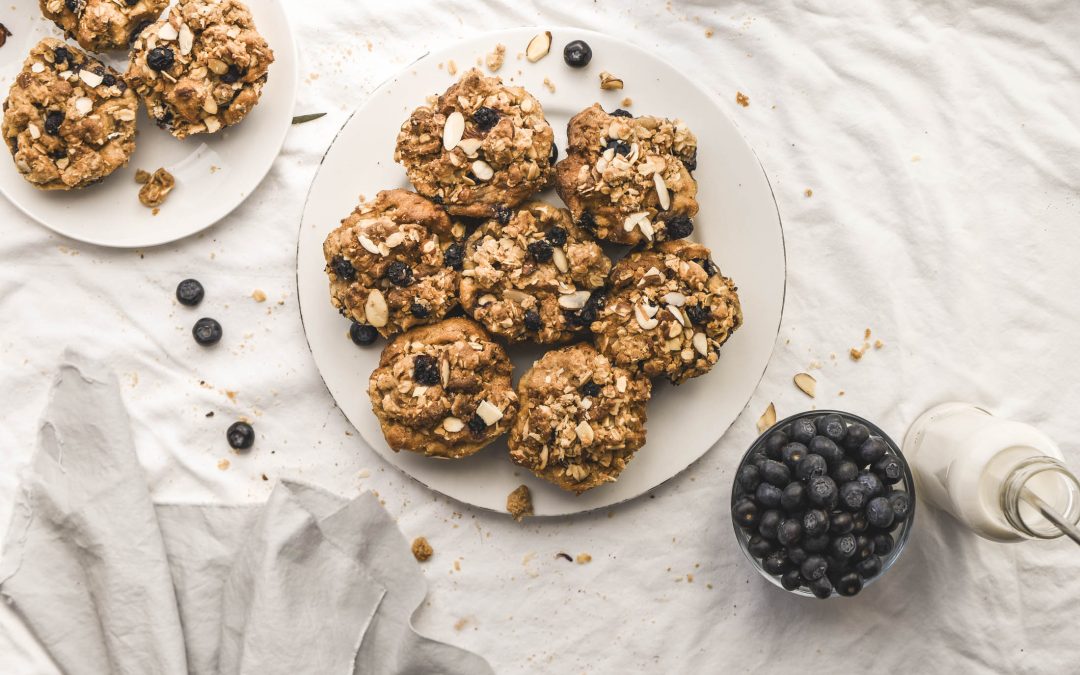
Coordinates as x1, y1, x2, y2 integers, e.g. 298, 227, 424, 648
902, 402, 1080, 542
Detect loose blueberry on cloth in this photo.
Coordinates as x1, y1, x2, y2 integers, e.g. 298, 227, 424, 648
0, 354, 492, 675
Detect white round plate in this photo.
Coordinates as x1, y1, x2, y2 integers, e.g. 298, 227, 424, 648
0, 0, 297, 248
298, 27, 786, 516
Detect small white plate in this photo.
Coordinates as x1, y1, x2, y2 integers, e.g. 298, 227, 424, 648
0, 0, 297, 248
297, 27, 786, 516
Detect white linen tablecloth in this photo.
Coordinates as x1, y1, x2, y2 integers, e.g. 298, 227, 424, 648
2, 0, 1080, 672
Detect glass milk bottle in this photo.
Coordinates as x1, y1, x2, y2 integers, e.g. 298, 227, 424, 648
902, 402, 1080, 543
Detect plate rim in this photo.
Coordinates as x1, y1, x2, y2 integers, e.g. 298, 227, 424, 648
295, 26, 788, 517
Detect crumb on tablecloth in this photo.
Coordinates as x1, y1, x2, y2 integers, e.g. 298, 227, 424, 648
599, 71, 623, 90
506, 484, 533, 522
217, 458, 230, 471
543, 77, 556, 93
850, 347, 864, 361
621, 97, 633, 107
736, 92, 750, 107
411, 536, 433, 562
804, 188, 813, 197
875, 339, 884, 349
486, 43, 506, 72
447, 59, 458, 76
576, 553, 592, 565
251, 289, 267, 302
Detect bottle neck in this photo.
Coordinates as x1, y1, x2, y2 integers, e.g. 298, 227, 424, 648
1000, 456, 1080, 539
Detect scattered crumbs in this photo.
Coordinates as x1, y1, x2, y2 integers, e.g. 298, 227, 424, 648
139, 167, 175, 209
850, 347, 864, 361
453, 559, 461, 572
736, 91, 750, 107
620, 97, 633, 107
542, 77, 556, 93
453, 617, 469, 631
357, 468, 371, 478
808, 360, 822, 370
447, 59, 458, 76
912, 154, 921, 163
874, 339, 884, 349
411, 537, 433, 562
128, 372, 139, 387
830, 352, 837, 360
506, 484, 533, 522
225, 390, 238, 402
838, 390, 846, 396
438, 61, 443, 70
687, 573, 694, 583
152, 208, 161, 216
209, 165, 220, 174
576, 553, 592, 565
704, 28, 714, 38
251, 289, 267, 303
864, 328, 872, 340
217, 458, 230, 471
599, 71, 623, 90
707, 583, 714, 589
485, 43, 506, 72
261, 473, 268, 481
804, 188, 813, 198
555, 552, 573, 562
366, 40, 372, 52
205, 411, 214, 417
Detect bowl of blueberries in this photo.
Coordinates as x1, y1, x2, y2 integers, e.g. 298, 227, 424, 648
731, 410, 915, 598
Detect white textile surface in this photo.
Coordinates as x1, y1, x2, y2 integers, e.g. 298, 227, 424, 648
2, 0, 1080, 673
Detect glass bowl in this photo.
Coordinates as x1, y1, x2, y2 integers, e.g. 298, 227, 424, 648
731, 410, 916, 598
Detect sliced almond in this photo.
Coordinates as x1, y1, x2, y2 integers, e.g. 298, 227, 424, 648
178, 24, 194, 56
599, 71, 624, 90
158, 23, 179, 41
640, 301, 659, 319
551, 247, 569, 273
635, 304, 659, 330
575, 420, 595, 445
208, 58, 229, 75
440, 359, 450, 387
558, 290, 593, 310
638, 219, 655, 241
27, 124, 41, 140
794, 372, 817, 398
384, 231, 405, 248
623, 211, 649, 232
114, 108, 136, 122
757, 403, 777, 434
692, 332, 708, 356
457, 137, 482, 156
78, 69, 103, 88
203, 97, 218, 115
667, 321, 683, 338
365, 289, 388, 328
476, 399, 504, 425
662, 291, 686, 306
520, 96, 534, 113
503, 289, 532, 304
526, 31, 552, 63
443, 417, 465, 433
654, 172, 671, 210
31, 62, 45, 74
471, 160, 494, 181
204, 117, 221, 133
358, 234, 380, 255
615, 375, 627, 393
442, 111, 465, 151
73, 97, 93, 116
668, 305, 687, 327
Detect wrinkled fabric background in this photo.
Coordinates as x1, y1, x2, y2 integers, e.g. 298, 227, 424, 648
2, 0, 1080, 673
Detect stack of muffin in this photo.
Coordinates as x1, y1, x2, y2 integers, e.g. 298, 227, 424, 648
2, 0, 273, 191
324, 68, 743, 494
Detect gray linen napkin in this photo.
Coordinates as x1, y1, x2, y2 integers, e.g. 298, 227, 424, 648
0, 355, 492, 675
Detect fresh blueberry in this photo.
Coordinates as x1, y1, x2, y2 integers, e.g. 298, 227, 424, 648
443, 242, 464, 270
835, 572, 863, 597
829, 533, 857, 559
856, 470, 885, 498
780, 482, 805, 512
467, 413, 486, 436
146, 46, 175, 72
664, 215, 693, 239
853, 535, 876, 561
545, 226, 568, 247
527, 239, 553, 263
872, 534, 895, 556
758, 509, 782, 540
830, 511, 854, 535
472, 106, 500, 131
685, 304, 711, 326
802, 508, 829, 537
385, 260, 414, 286
412, 354, 441, 386
762, 550, 791, 575
44, 110, 64, 136
780, 570, 802, 591
831, 459, 860, 484
866, 496, 895, 530
192, 318, 222, 346
803, 533, 830, 553
777, 519, 802, 547
759, 459, 790, 487
800, 555, 828, 581
54, 47, 71, 64
842, 422, 870, 452
349, 322, 378, 346
888, 492, 913, 522
859, 437, 888, 466
809, 436, 845, 465
816, 414, 847, 443
807, 476, 839, 509
329, 255, 356, 282
851, 511, 869, 533
176, 279, 204, 306
796, 454, 829, 482
839, 481, 869, 511
855, 555, 882, 579
409, 302, 430, 318
523, 309, 542, 332
737, 464, 761, 493
790, 418, 817, 444
226, 421, 254, 450
610, 108, 633, 118
763, 431, 789, 459
563, 39, 593, 68
809, 576, 833, 598
781, 442, 807, 469
755, 483, 783, 509
732, 498, 758, 530
786, 546, 809, 566
580, 381, 602, 398
874, 455, 905, 484
747, 534, 774, 558
605, 138, 631, 156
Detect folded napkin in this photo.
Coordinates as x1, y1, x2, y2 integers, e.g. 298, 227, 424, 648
0, 355, 492, 675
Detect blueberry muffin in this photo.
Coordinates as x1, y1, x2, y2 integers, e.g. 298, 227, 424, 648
2, 39, 137, 190
591, 240, 741, 384
459, 201, 611, 344
369, 318, 518, 459
323, 189, 463, 338
394, 69, 555, 219
555, 104, 698, 245
39, 0, 169, 52
508, 343, 651, 493
125, 0, 273, 139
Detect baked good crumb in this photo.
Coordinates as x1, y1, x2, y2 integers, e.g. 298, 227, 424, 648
138, 167, 174, 207
411, 536, 433, 562
506, 484, 533, 522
